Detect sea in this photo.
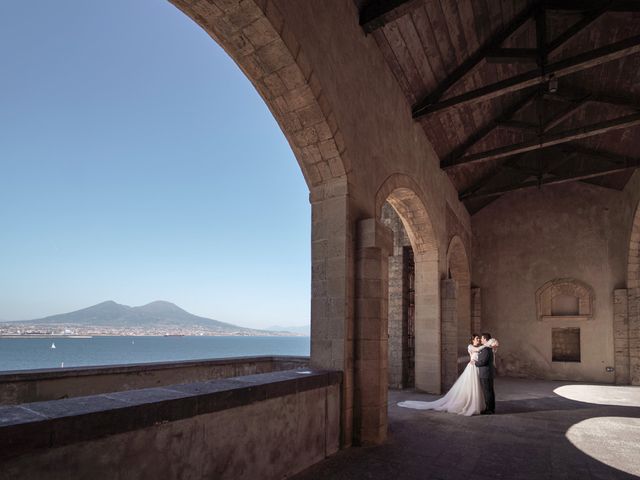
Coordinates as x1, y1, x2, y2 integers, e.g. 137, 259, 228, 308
0, 336, 310, 372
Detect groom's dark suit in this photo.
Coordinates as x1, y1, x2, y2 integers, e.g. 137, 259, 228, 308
475, 347, 495, 413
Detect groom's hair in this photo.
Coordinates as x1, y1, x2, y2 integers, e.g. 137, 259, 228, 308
481, 332, 492, 340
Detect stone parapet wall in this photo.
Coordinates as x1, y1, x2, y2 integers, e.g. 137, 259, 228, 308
0, 355, 309, 406
0, 369, 340, 480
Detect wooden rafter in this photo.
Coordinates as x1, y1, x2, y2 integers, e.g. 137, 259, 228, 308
412, 2, 540, 117
547, 3, 610, 54
444, 112, 640, 169
462, 158, 640, 200
414, 34, 640, 117
443, 90, 540, 165
542, 96, 590, 132
359, 0, 423, 34
546, 90, 640, 111
486, 48, 538, 63
544, 0, 640, 12
496, 120, 539, 132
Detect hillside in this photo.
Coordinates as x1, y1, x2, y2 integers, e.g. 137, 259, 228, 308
3, 301, 283, 336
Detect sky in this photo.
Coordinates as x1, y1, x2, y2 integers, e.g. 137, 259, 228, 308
0, 1, 311, 328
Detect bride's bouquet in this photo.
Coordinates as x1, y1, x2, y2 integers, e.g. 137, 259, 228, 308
485, 338, 499, 351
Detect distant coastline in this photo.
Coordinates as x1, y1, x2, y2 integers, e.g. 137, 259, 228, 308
0, 335, 93, 339
0, 300, 309, 338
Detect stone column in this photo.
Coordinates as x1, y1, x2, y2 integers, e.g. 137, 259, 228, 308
387, 251, 404, 389
353, 218, 392, 445
413, 253, 441, 394
629, 288, 640, 385
613, 289, 630, 385
309, 177, 353, 447
440, 278, 458, 391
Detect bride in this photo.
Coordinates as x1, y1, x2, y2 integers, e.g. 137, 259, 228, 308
398, 334, 498, 416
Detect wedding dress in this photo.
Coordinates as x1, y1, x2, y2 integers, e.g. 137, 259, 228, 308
398, 344, 485, 416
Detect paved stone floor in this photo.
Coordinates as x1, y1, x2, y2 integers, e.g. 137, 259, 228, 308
293, 378, 640, 480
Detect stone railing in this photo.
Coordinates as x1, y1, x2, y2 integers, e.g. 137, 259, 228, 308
0, 355, 309, 405
0, 369, 341, 479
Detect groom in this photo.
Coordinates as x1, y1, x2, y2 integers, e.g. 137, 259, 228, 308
474, 332, 496, 415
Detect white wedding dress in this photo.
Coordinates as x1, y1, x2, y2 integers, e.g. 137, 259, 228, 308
398, 344, 485, 416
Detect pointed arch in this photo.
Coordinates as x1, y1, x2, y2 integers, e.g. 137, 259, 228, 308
170, 0, 348, 189
376, 174, 441, 393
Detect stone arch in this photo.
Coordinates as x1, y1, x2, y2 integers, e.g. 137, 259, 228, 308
446, 236, 471, 374
170, 0, 348, 189
376, 174, 441, 393
535, 278, 595, 321
626, 202, 640, 385
170, 0, 355, 439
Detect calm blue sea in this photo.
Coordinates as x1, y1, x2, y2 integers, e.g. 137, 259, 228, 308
0, 336, 310, 372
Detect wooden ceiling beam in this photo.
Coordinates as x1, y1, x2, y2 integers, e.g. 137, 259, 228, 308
496, 120, 539, 132
560, 144, 637, 164
547, 4, 610, 54
412, 2, 539, 117
443, 90, 539, 165
542, 96, 590, 132
462, 159, 640, 200
414, 34, 640, 118
359, 0, 424, 34
444, 112, 640, 169
486, 48, 539, 64
544, 0, 640, 12
547, 89, 640, 111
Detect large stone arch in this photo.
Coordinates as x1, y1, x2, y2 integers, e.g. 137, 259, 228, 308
169, 0, 355, 441
170, 0, 348, 188
446, 236, 471, 379
376, 174, 441, 394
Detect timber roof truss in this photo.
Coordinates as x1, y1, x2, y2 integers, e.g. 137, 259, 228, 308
360, 0, 640, 213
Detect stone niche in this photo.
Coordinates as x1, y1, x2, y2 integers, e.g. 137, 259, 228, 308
536, 278, 595, 321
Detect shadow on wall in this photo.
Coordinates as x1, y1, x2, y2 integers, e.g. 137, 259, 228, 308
496, 344, 552, 379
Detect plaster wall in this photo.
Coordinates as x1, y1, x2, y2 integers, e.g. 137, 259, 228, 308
473, 173, 640, 382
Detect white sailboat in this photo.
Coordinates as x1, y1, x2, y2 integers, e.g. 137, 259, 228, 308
51, 342, 56, 349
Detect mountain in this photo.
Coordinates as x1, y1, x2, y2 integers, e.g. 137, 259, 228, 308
3, 301, 278, 335
267, 325, 310, 336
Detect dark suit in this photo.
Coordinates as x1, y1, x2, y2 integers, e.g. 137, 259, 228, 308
475, 346, 495, 413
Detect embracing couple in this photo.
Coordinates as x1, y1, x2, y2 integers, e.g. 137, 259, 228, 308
398, 333, 498, 416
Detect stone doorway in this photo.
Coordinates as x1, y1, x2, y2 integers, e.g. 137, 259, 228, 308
382, 203, 416, 390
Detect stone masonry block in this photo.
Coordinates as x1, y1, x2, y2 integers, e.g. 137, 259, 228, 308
242, 16, 278, 48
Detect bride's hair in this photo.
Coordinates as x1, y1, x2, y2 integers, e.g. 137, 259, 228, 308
470, 333, 480, 340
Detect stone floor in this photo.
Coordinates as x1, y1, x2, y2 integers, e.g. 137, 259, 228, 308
292, 378, 640, 480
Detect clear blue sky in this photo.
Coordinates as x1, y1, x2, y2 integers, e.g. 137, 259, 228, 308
0, 1, 310, 328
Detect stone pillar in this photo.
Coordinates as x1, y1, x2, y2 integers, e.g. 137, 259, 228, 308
614, 289, 630, 385
441, 279, 458, 391
413, 254, 441, 394
629, 288, 640, 385
309, 178, 353, 447
387, 251, 404, 389
353, 218, 392, 445
471, 287, 482, 334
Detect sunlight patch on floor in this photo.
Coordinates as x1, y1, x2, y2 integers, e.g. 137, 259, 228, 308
565, 417, 640, 476
553, 385, 640, 407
